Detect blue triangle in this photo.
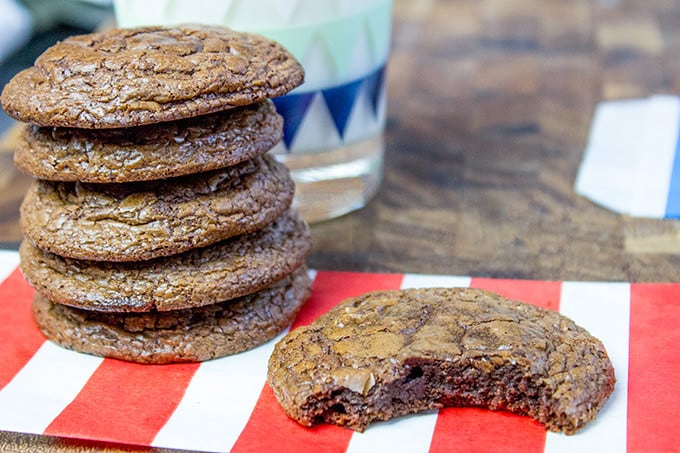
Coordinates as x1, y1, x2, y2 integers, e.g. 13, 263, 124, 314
322, 78, 363, 139
364, 65, 386, 117
272, 93, 316, 149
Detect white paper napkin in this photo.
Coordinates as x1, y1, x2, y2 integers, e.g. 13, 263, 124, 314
3, 250, 679, 452
575, 95, 680, 218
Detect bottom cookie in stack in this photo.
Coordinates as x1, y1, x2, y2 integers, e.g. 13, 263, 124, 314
33, 267, 311, 364
22, 210, 313, 364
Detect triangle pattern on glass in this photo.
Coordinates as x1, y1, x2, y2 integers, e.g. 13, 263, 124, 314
364, 66, 386, 116
288, 93, 343, 152
299, 31, 337, 89
272, 92, 315, 149
343, 80, 381, 144
345, 20, 376, 81
318, 14, 364, 79
365, 0, 393, 62
257, 27, 317, 63
322, 78, 363, 139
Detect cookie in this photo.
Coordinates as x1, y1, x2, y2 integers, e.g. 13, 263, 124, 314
20, 154, 294, 262
14, 100, 282, 183
267, 287, 616, 434
1, 24, 304, 128
20, 209, 311, 312
33, 266, 312, 364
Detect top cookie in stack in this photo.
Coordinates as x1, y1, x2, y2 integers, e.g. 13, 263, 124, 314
2, 25, 303, 128
1, 25, 313, 364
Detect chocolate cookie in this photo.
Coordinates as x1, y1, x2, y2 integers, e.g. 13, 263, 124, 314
267, 287, 615, 434
1, 25, 304, 128
20, 154, 294, 262
14, 100, 282, 183
33, 266, 312, 364
20, 209, 311, 312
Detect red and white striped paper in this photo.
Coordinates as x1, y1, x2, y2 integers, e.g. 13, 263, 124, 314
0, 249, 678, 453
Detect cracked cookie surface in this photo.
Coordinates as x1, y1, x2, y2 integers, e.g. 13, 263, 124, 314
33, 266, 312, 364
267, 287, 615, 434
20, 209, 311, 312
21, 154, 294, 261
14, 100, 282, 182
1, 24, 304, 128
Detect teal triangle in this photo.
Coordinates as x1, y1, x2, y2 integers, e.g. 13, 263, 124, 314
318, 14, 364, 77
366, 1, 393, 61
256, 27, 316, 62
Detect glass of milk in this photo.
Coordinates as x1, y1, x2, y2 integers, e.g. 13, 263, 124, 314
114, 0, 393, 223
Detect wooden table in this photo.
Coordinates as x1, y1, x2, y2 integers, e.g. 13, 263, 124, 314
1, 0, 679, 451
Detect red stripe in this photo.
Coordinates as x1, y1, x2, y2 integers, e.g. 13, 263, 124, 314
429, 278, 562, 453
469, 277, 561, 311
627, 283, 680, 453
44, 359, 200, 446
290, 270, 405, 329
233, 384, 353, 453
0, 268, 45, 391
232, 270, 404, 453
430, 407, 546, 453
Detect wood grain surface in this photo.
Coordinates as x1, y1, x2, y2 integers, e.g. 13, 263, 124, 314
309, 0, 680, 282
1, 0, 680, 451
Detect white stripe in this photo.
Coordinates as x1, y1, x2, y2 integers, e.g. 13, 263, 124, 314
154, 269, 319, 451
631, 95, 680, 217
152, 332, 284, 453
575, 98, 649, 215
345, 274, 471, 453
346, 413, 439, 453
0, 342, 103, 434
0, 250, 19, 283
544, 282, 630, 453
575, 96, 680, 218
400, 273, 471, 289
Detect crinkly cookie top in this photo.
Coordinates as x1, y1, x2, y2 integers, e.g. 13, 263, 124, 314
1, 25, 303, 128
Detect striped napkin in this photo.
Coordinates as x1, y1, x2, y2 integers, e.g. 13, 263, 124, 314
576, 95, 680, 218
0, 250, 677, 452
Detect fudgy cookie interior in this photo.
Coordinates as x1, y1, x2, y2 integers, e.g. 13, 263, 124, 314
268, 288, 615, 434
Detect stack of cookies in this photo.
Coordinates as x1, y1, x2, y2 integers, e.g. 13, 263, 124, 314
1, 25, 313, 364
